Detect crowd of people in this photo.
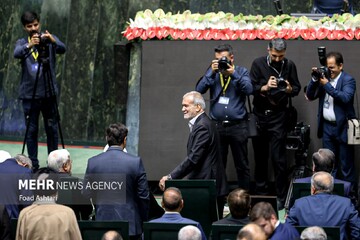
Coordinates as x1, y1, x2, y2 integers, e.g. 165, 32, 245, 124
1, 4, 360, 240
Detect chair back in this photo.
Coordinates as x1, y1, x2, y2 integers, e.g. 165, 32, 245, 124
290, 182, 345, 209
143, 222, 195, 240
165, 179, 218, 237
78, 220, 129, 240
210, 224, 243, 240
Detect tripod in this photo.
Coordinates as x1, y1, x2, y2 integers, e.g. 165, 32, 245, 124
21, 45, 65, 166
284, 122, 312, 211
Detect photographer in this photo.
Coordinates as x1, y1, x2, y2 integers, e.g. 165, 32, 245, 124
196, 44, 253, 191
250, 38, 301, 210
306, 51, 357, 192
14, 11, 66, 171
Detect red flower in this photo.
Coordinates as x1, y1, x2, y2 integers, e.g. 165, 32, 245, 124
247, 29, 258, 40
300, 29, 316, 40
316, 28, 329, 40
203, 29, 213, 40
344, 29, 354, 40
355, 28, 360, 40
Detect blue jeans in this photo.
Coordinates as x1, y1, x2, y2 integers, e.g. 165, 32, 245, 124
22, 98, 58, 169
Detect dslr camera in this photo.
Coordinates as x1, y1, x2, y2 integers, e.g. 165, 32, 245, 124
276, 77, 287, 91
311, 46, 331, 81
217, 56, 231, 72
30, 31, 51, 60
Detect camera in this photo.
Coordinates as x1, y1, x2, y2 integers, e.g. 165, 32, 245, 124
276, 77, 287, 91
286, 122, 310, 151
311, 46, 331, 81
31, 31, 50, 60
218, 56, 231, 72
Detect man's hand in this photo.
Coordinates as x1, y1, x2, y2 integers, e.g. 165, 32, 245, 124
261, 76, 277, 92
211, 59, 219, 73
41, 30, 56, 43
159, 175, 169, 191
285, 80, 292, 94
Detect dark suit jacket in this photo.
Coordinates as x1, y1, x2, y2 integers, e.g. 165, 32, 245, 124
82, 146, 150, 236
286, 193, 360, 240
170, 113, 228, 196
150, 212, 207, 240
0, 158, 32, 218
212, 216, 249, 225
306, 71, 356, 142
295, 176, 351, 197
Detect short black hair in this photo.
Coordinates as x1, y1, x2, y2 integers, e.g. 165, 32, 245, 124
214, 44, 233, 55
326, 51, 344, 66
106, 123, 128, 146
21, 11, 40, 26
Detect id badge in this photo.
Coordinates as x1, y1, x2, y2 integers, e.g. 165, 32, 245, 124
218, 96, 229, 105
324, 101, 330, 109
31, 63, 39, 72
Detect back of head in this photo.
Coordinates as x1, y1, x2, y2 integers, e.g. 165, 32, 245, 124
21, 11, 39, 26
250, 201, 277, 222
106, 123, 128, 146
47, 149, 71, 172
227, 188, 250, 219
268, 38, 287, 51
15, 154, 32, 169
34, 167, 59, 197
101, 230, 123, 240
237, 223, 267, 240
178, 225, 201, 240
162, 187, 183, 211
0, 150, 11, 163
311, 171, 334, 194
300, 226, 327, 240
312, 148, 335, 173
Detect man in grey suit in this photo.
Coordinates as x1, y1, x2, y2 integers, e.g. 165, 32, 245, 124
82, 123, 150, 240
159, 91, 228, 216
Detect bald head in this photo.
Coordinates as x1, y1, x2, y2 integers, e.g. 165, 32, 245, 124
237, 223, 267, 240
311, 171, 334, 194
162, 187, 183, 212
178, 225, 201, 240
101, 230, 122, 240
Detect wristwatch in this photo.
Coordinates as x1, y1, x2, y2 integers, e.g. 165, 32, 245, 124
167, 174, 172, 180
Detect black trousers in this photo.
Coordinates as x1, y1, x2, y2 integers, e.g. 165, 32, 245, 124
252, 110, 288, 203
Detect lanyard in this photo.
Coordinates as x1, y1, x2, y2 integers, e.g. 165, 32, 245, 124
28, 37, 38, 61
267, 55, 284, 78
220, 74, 231, 95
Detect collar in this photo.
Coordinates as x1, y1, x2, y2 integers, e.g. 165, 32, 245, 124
164, 211, 181, 215
189, 112, 204, 128
274, 220, 280, 229
330, 71, 342, 83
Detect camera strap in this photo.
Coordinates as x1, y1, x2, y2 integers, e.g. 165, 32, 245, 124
219, 74, 231, 95
28, 36, 39, 61
267, 55, 284, 78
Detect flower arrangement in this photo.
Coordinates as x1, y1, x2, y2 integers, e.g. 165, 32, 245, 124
122, 9, 360, 41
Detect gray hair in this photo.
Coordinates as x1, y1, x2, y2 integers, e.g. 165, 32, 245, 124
15, 154, 32, 169
301, 226, 327, 240
311, 171, 334, 194
183, 91, 206, 110
47, 149, 71, 171
268, 38, 287, 51
178, 225, 201, 240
